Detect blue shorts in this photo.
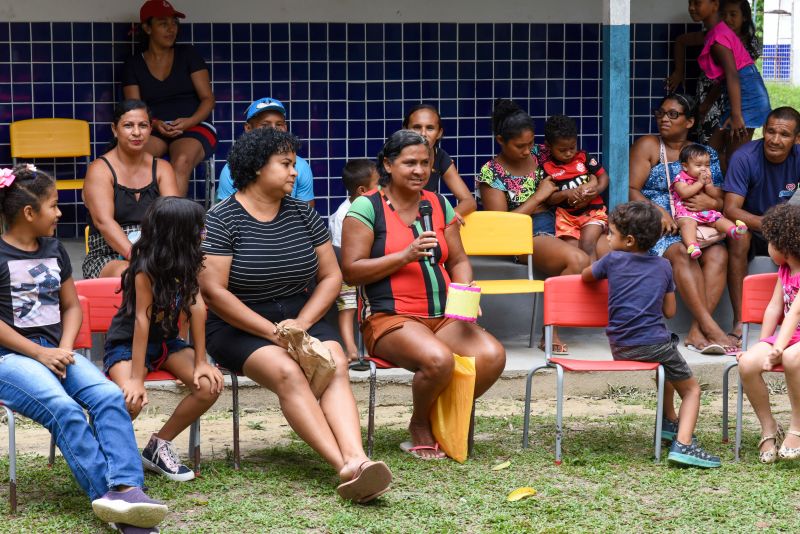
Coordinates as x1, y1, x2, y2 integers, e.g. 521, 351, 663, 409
720, 64, 771, 129
533, 209, 556, 237
103, 337, 192, 375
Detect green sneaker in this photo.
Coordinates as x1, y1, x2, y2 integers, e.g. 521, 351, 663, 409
667, 440, 721, 468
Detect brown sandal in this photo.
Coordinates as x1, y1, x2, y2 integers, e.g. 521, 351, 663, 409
336, 461, 393, 504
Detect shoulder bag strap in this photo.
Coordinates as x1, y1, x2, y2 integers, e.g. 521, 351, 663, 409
660, 138, 676, 215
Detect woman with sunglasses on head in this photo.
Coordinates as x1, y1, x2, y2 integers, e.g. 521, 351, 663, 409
629, 94, 737, 356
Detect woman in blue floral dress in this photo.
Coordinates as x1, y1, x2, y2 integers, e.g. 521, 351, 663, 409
629, 93, 737, 354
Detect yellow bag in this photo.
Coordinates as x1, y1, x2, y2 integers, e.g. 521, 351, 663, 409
430, 354, 476, 463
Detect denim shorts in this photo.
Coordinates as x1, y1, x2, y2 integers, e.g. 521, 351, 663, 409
533, 209, 556, 237
103, 337, 192, 374
720, 64, 771, 129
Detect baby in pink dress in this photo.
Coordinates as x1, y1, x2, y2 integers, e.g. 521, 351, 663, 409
671, 144, 747, 259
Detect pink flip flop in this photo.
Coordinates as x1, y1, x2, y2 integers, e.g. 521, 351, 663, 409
399, 441, 447, 460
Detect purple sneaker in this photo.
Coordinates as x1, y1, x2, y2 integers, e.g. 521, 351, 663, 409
91, 487, 167, 528
111, 524, 161, 534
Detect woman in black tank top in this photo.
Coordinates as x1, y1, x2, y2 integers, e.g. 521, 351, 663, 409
82, 100, 179, 279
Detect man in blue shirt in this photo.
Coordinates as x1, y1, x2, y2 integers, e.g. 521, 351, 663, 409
216, 97, 315, 206
723, 106, 800, 345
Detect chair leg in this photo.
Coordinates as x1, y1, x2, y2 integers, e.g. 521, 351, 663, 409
722, 361, 738, 443
735, 372, 744, 461
467, 401, 476, 458
654, 366, 665, 462
555, 365, 564, 465
4, 406, 16, 514
528, 293, 539, 349
522, 363, 550, 448
189, 419, 201, 474
48, 435, 56, 467
367, 361, 377, 458
230, 372, 240, 470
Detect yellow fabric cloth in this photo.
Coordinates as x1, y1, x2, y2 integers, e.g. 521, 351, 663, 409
430, 354, 476, 463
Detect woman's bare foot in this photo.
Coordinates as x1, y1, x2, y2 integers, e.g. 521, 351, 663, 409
684, 325, 709, 350
407, 419, 446, 459
338, 456, 371, 482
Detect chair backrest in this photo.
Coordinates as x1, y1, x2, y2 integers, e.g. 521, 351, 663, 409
543, 274, 609, 328
460, 211, 533, 256
742, 272, 782, 325
74, 277, 123, 332
74, 295, 93, 350
10, 119, 91, 159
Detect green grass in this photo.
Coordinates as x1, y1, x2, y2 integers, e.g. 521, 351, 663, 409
753, 82, 799, 140
765, 82, 800, 111
2, 400, 800, 533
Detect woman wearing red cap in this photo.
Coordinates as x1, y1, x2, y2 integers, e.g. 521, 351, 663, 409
122, 0, 216, 197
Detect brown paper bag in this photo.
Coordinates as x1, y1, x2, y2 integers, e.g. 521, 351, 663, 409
277, 325, 337, 397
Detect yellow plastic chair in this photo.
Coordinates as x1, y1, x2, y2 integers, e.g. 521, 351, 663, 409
10, 118, 90, 190
460, 211, 544, 347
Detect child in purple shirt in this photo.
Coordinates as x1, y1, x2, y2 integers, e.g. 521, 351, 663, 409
582, 201, 721, 468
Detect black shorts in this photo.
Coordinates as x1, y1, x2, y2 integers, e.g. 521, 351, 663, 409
151, 121, 217, 160
206, 293, 339, 374
610, 333, 693, 382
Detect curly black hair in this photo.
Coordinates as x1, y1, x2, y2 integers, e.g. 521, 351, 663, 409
118, 196, 206, 338
0, 164, 56, 228
227, 127, 301, 191
491, 99, 535, 142
609, 201, 663, 252
543, 114, 578, 144
762, 203, 800, 259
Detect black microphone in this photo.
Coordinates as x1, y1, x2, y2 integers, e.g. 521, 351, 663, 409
418, 200, 435, 265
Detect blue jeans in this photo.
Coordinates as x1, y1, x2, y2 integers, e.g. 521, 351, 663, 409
0, 339, 144, 500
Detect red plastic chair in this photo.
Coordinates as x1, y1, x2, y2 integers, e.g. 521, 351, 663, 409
521, 275, 666, 464
3, 295, 92, 514
720, 272, 783, 459
74, 278, 201, 470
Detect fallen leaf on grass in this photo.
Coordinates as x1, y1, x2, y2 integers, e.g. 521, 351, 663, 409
507, 487, 536, 502
492, 461, 511, 471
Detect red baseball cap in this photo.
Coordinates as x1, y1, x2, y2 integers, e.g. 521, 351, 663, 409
140, 0, 186, 23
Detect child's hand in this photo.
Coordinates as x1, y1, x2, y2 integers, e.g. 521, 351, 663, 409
121, 378, 148, 414
34, 347, 75, 379
580, 184, 598, 200
764, 347, 783, 370
193, 361, 225, 394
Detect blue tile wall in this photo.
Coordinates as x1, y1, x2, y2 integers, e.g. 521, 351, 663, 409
0, 21, 692, 237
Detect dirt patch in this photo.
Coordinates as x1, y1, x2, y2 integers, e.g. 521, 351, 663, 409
0, 393, 792, 459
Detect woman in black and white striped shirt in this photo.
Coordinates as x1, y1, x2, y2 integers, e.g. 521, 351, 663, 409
200, 128, 392, 503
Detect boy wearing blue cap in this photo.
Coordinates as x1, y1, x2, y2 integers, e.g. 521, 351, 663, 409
216, 97, 315, 205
